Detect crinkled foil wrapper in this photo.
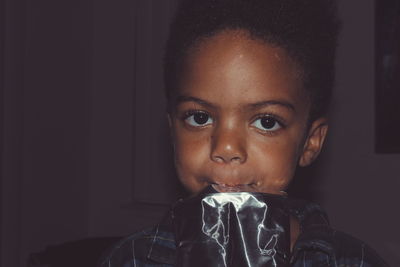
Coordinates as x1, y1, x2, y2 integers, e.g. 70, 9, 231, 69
172, 187, 290, 267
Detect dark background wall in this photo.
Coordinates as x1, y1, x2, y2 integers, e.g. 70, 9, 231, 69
1, 0, 399, 266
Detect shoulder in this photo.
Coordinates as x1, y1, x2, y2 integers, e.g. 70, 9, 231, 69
98, 225, 176, 267
97, 228, 154, 266
331, 230, 389, 266
289, 199, 389, 266
293, 224, 389, 266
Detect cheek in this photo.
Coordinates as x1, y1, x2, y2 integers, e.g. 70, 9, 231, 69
174, 130, 209, 163
172, 128, 210, 187
250, 136, 302, 191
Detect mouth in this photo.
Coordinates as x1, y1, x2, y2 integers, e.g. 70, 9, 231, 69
211, 183, 258, 193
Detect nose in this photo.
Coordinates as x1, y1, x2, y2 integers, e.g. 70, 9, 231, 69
210, 126, 247, 164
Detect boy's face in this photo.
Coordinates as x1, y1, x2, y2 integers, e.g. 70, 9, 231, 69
168, 30, 328, 195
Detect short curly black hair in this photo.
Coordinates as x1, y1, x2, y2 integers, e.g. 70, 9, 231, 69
164, 0, 340, 121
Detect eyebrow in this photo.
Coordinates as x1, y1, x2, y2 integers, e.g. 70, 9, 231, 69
247, 100, 295, 111
174, 95, 217, 109
174, 95, 295, 111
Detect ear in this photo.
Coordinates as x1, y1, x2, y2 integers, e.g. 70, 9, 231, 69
298, 117, 328, 167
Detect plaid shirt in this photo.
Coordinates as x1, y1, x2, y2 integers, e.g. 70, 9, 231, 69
99, 199, 389, 267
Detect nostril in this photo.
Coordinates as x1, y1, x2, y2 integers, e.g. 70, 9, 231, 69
212, 155, 226, 163
211, 155, 244, 164
230, 156, 242, 163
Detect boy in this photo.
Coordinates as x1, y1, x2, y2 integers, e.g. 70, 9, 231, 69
99, 0, 389, 266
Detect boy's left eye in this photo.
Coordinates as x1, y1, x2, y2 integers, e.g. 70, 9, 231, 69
251, 116, 282, 132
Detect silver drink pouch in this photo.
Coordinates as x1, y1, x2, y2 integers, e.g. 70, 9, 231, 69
172, 186, 290, 267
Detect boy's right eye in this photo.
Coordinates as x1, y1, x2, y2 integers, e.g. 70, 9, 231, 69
184, 111, 213, 127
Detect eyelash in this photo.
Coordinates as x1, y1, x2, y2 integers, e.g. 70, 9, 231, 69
181, 110, 213, 127
182, 109, 206, 119
250, 114, 286, 133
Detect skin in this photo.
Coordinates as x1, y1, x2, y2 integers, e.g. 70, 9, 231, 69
168, 30, 328, 197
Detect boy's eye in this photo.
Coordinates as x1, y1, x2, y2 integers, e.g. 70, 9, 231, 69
251, 116, 282, 132
185, 111, 213, 127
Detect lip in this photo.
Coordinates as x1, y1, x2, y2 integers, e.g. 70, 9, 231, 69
211, 183, 257, 193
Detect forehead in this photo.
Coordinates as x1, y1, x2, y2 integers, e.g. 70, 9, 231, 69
177, 30, 309, 110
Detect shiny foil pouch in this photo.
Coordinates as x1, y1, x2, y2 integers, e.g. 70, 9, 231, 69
172, 187, 290, 267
